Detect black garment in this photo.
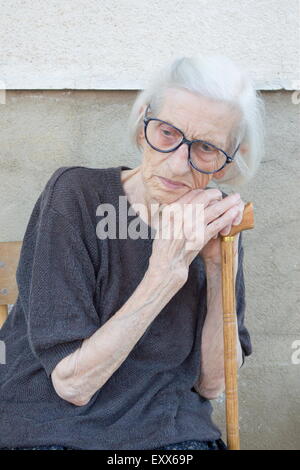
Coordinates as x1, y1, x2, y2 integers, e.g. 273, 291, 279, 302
0, 166, 252, 450
0, 438, 227, 450
151, 438, 227, 450
0, 445, 76, 450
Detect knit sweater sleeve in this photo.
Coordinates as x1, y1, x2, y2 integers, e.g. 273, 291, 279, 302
236, 231, 252, 366
16, 169, 101, 379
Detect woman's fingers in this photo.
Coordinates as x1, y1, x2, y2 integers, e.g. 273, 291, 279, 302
211, 199, 245, 237
177, 187, 223, 208
204, 193, 241, 225
221, 199, 244, 232
231, 200, 244, 225
207, 204, 240, 239
156, 188, 244, 243
219, 224, 231, 236
198, 188, 223, 207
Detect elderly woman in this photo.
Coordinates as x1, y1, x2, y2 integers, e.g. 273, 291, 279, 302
0, 55, 264, 450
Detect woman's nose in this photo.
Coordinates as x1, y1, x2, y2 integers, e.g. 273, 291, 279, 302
168, 142, 190, 172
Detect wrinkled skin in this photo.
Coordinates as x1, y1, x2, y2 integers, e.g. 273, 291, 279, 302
121, 87, 245, 267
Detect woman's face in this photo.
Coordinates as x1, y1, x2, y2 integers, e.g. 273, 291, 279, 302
138, 87, 241, 204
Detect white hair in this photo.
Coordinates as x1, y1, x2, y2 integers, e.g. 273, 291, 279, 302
127, 55, 265, 188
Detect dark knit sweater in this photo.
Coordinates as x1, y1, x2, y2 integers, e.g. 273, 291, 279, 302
0, 165, 252, 450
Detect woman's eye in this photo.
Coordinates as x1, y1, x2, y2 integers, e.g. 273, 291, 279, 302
201, 143, 214, 152
160, 127, 178, 139
158, 124, 181, 140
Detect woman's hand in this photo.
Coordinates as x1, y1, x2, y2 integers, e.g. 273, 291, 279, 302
148, 188, 243, 289
199, 196, 244, 266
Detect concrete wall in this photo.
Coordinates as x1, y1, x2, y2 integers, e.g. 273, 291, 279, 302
0, 89, 299, 449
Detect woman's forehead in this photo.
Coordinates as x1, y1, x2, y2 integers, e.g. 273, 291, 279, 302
157, 89, 240, 146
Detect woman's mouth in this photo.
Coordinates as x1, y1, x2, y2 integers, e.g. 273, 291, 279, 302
157, 176, 188, 190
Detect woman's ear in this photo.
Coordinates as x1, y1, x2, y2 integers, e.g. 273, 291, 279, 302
137, 124, 146, 150
137, 105, 147, 147
139, 104, 147, 115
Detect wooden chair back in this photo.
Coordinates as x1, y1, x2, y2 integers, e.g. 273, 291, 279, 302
0, 241, 22, 328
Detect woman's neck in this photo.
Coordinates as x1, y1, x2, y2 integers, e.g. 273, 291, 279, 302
120, 165, 159, 227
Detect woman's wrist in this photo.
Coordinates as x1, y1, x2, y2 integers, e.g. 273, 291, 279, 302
144, 265, 185, 297
204, 258, 222, 273
204, 255, 238, 280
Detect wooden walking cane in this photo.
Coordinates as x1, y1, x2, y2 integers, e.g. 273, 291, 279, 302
220, 202, 254, 450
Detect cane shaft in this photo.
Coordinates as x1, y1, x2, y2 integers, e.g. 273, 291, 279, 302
221, 236, 240, 450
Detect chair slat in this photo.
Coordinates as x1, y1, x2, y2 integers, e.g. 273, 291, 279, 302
0, 241, 22, 327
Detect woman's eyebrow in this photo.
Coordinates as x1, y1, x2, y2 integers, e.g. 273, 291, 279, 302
160, 117, 225, 148
196, 134, 225, 148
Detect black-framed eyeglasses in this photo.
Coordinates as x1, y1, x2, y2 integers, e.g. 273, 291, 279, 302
143, 104, 240, 175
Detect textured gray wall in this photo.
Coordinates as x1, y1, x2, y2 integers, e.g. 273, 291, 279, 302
0, 90, 299, 449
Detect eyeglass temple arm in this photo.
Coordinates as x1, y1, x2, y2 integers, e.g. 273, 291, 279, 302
227, 143, 240, 162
